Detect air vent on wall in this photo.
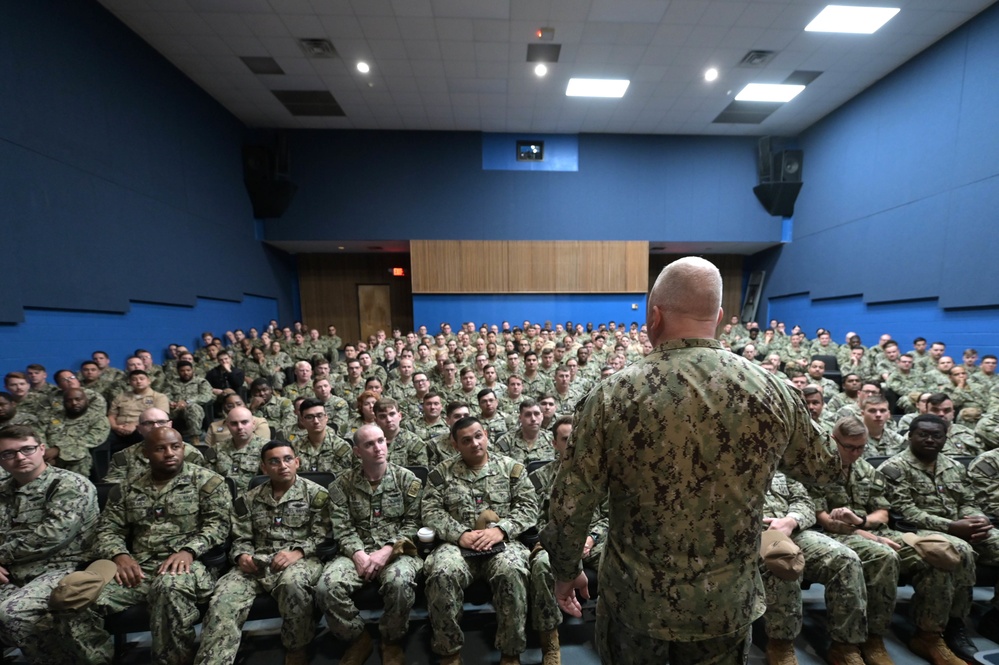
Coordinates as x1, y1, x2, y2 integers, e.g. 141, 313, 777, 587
298, 39, 337, 58
740, 50, 776, 67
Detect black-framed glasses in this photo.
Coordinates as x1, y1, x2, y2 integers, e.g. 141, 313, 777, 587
265, 455, 297, 467
0, 445, 40, 461
302, 413, 326, 421
140, 419, 171, 427
834, 439, 867, 453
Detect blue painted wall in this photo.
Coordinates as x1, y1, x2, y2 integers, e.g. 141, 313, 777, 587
0, 296, 279, 379
413, 294, 646, 334
0, 1, 295, 331
263, 131, 783, 244
757, 3, 999, 329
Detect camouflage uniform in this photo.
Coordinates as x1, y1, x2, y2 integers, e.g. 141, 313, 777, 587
881, 448, 999, 609
387, 428, 429, 467
479, 412, 511, 442
164, 376, 213, 439
108, 389, 170, 428
529, 460, 607, 632
811, 458, 974, 633
45, 404, 110, 477
252, 397, 297, 439
422, 453, 539, 657
406, 418, 449, 446
976, 411, 999, 451
865, 427, 906, 457
204, 436, 268, 495
286, 427, 355, 474
427, 431, 459, 470
553, 390, 581, 417
941, 423, 981, 457
521, 373, 555, 398
540, 338, 842, 661
762, 472, 869, 644
318, 464, 423, 643
281, 382, 315, 402
104, 441, 207, 484
320, 395, 351, 433
195, 476, 330, 664
0, 466, 99, 662
968, 449, 999, 515
494, 427, 556, 465
82, 464, 230, 665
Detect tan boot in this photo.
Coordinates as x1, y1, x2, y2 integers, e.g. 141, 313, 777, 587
827, 641, 865, 665
439, 653, 462, 665
540, 629, 561, 665
498, 655, 521, 665
284, 647, 308, 665
859, 635, 894, 665
766, 638, 798, 665
341, 631, 373, 665
380, 641, 405, 665
910, 630, 966, 665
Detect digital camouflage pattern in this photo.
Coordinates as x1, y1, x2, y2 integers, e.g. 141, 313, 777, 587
46, 404, 110, 477
494, 427, 556, 465
195, 476, 330, 663
319, 463, 423, 643
104, 440, 207, 484
540, 338, 842, 643
286, 427, 355, 474
204, 435, 268, 494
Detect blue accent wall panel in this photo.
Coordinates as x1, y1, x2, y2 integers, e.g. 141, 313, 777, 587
263, 132, 781, 244
0, 0, 295, 326
482, 133, 579, 171
0, 296, 279, 380
413, 295, 647, 333
760, 3, 999, 313
767, 295, 999, 360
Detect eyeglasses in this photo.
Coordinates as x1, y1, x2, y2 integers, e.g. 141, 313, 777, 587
140, 420, 171, 427
0, 445, 40, 461
302, 413, 326, 421
834, 439, 867, 453
265, 456, 296, 467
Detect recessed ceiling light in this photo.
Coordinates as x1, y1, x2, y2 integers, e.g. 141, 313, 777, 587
535, 64, 548, 77
805, 5, 900, 34
356, 61, 370, 74
735, 83, 805, 102
705, 68, 719, 82
566, 78, 630, 98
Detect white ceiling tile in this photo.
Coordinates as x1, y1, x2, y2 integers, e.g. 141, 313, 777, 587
115, 10, 179, 35
351, 0, 394, 16
410, 59, 447, 77
473, 19, 512, 41
367, 38, 409, 59
443, 59, 478, 77
243, 13, 292, 36
359, 16, 402, 40
186, 33, 234, 55
319, 15, 364, 39
439, 40, 476, 61
259, 35, 305, 56
434, 17, 474, 40
396, 16, 438, 39
589, 0, 667, 23
382, 74, 419, 91
403, 39, 442, 59
189, 0, 271, 12
475, 41, 511, 62
392, 0, 433, 17
268, 0, 315, 13
431, 0, 510, 20
662, 1, 710, 25
280, 14, 325, 37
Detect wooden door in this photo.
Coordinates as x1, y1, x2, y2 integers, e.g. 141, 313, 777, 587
357, 284, 392, 342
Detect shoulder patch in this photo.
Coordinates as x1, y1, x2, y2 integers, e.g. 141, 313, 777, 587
428, 469, 445, 487
510, 462, 524, 479
200, 475, 224, 496
44, 477, 63, 502
112, 451, 127, 465
879, 463, 902, 482
407, 479, 422, 497
311, 489, 329, 510
530, 472, 545, 493
108, 484, 123, 503
201, 447, 218, 462
233, 496, 249, 517
327, 482, 346, 504
972, 457, 999, 479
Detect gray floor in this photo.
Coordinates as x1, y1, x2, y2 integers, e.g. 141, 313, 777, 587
7, 587, 999, 664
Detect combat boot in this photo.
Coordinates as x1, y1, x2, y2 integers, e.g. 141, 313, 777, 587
765, 638, 798, 665
943, 617, 978, 663
340, 631, 373, 665
284, 647, 308, 665
380, 640, 405, 665
910, 630, 966, 665
539, 629, 561, 665
828, 641, 865, 665
498, 655, 521, 665
859, 635, 894, 665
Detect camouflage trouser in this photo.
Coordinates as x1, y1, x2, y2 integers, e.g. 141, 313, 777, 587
528, 542, 603, 632
194, 558, 322, 664
595, 600, 751, 665
66, 560, 216, 665
316, 554, 422, 643
424, 541, 529, 656
0, 569, 104, 663
970, 528, 999, 609
763, 529, 868, 643
822, 532, 900, 636
172, 403, 206, 440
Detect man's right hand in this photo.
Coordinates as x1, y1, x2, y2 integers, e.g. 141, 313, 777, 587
112, 553, 145, 588
0, 563, 10, 584
949, 517, 993, 543
237, 554, 260, 574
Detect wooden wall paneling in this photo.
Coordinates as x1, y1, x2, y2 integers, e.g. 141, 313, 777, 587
508, 241, 557, 292
461, 241, 509, 293
625, 242, 650, 292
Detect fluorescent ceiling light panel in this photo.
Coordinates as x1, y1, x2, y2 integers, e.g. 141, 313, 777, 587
566, 78, 630, 98
735, 83, 805, 103
805, 5, 900, 34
